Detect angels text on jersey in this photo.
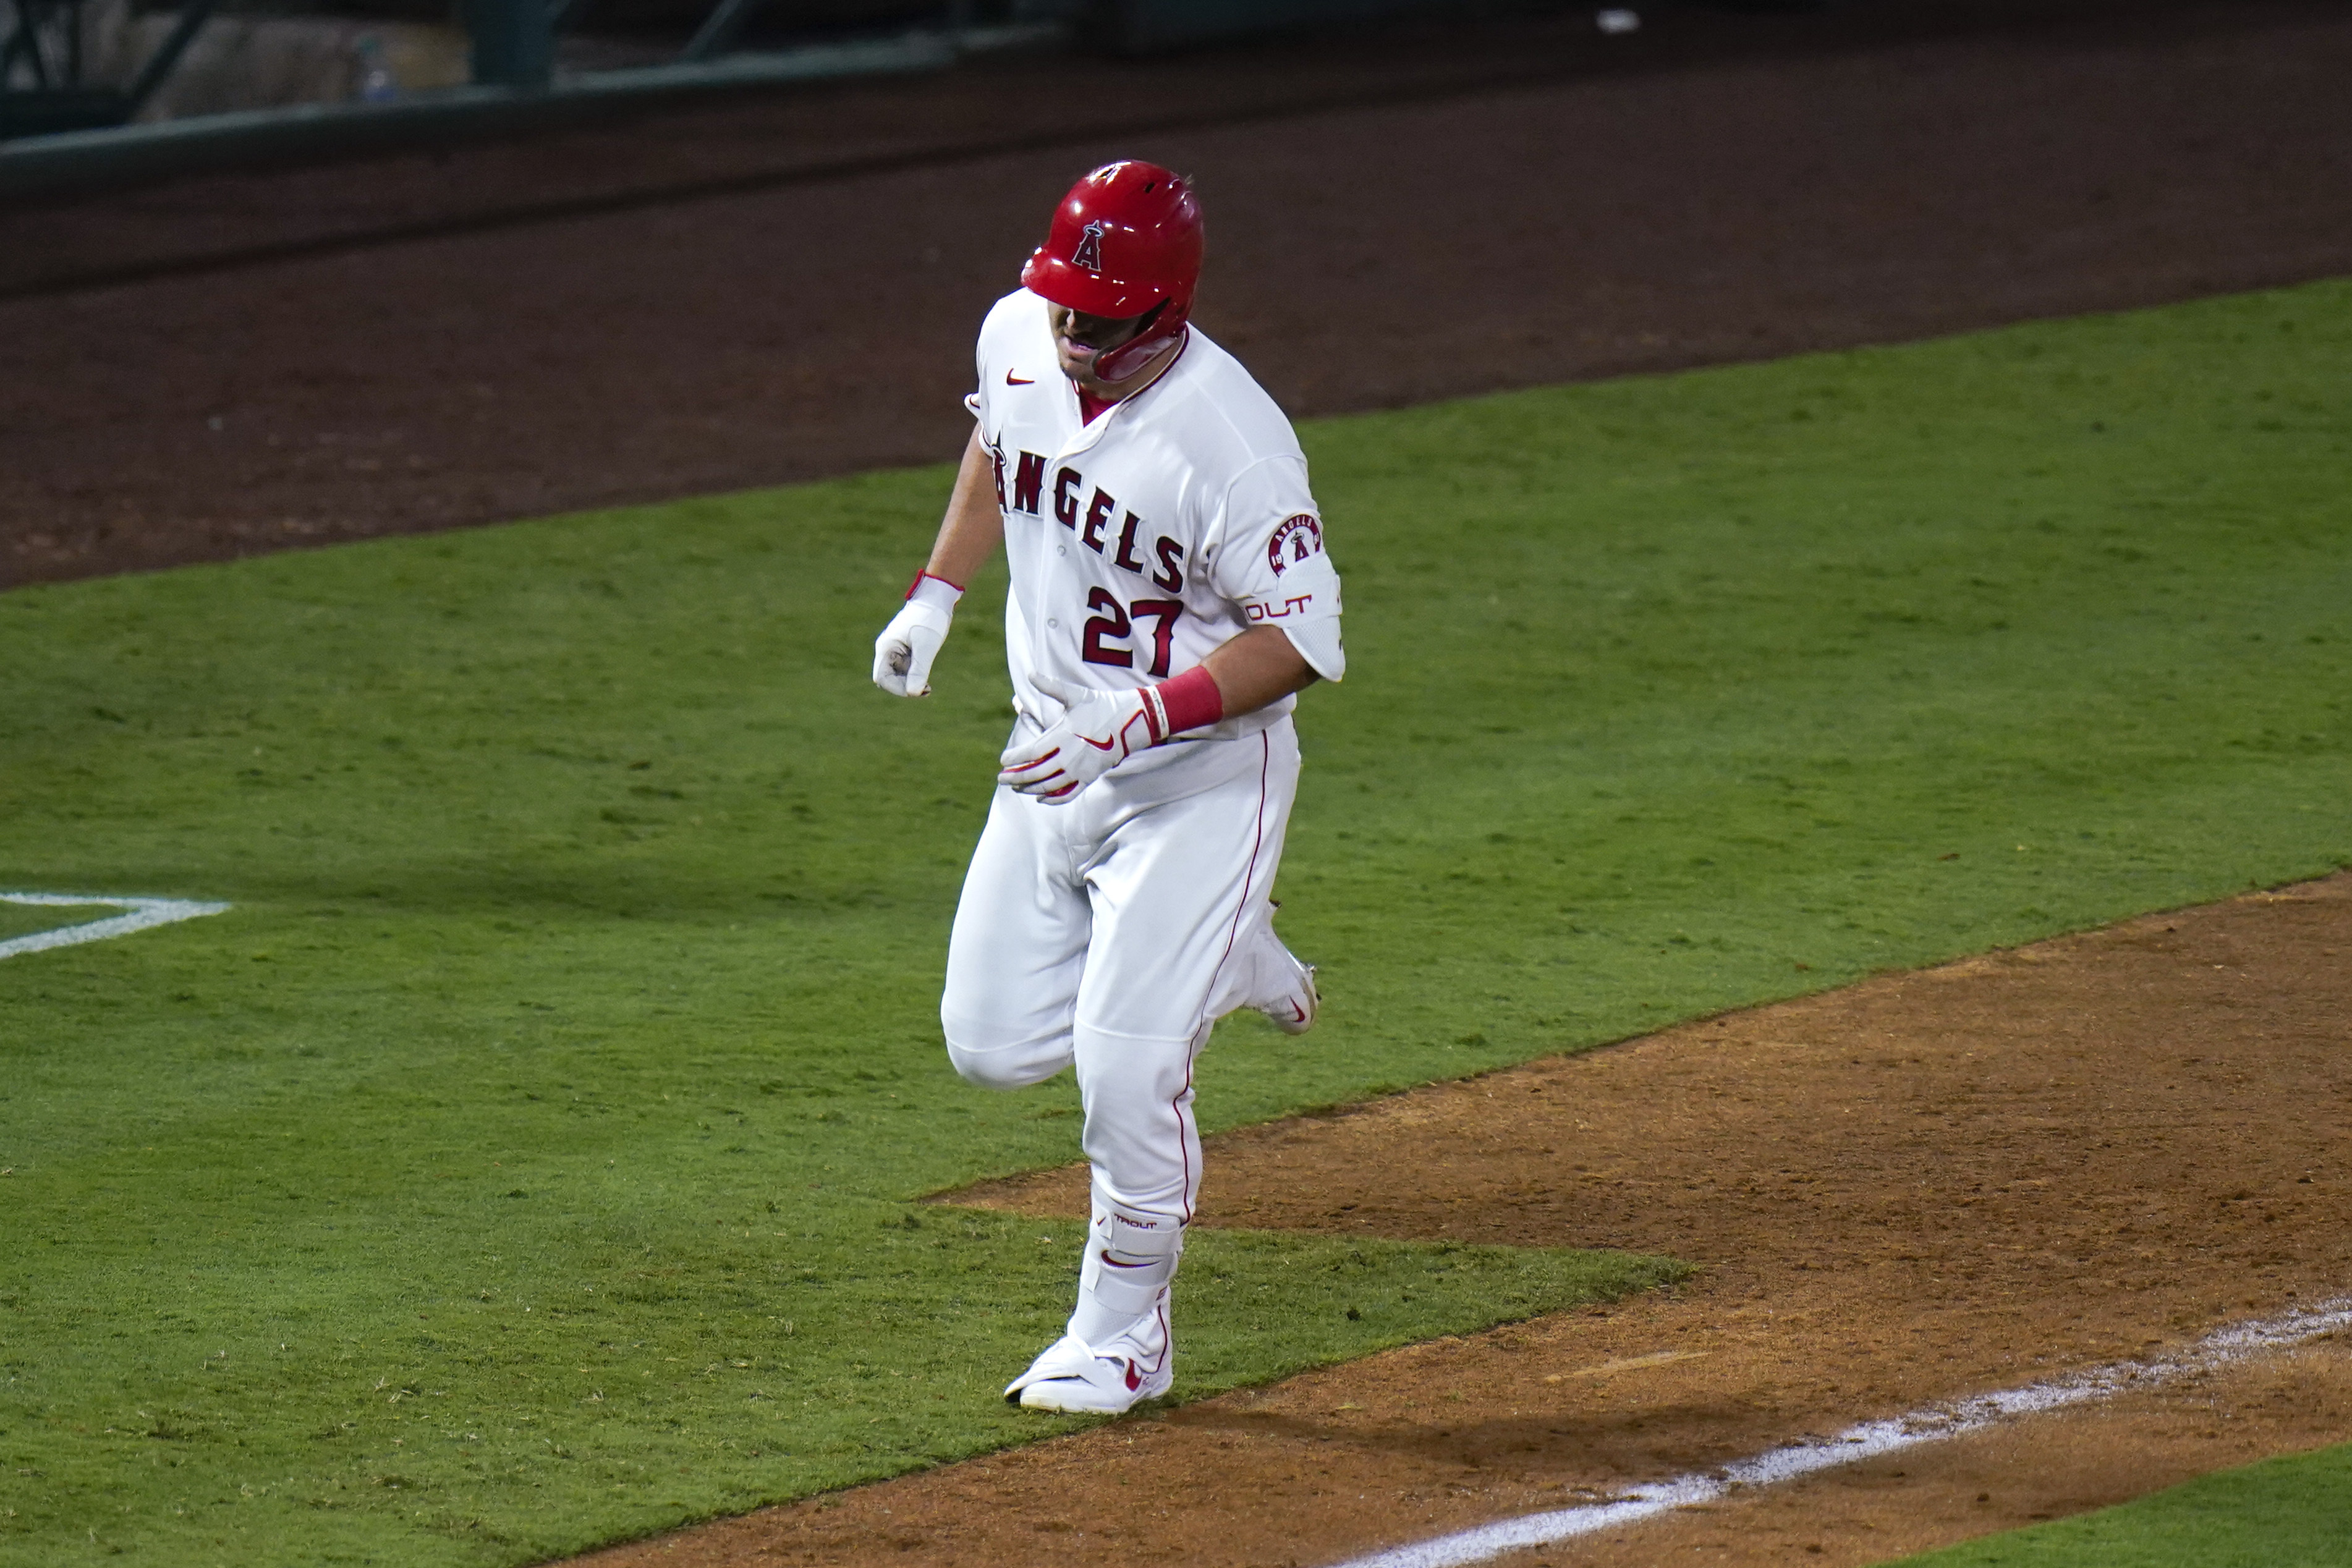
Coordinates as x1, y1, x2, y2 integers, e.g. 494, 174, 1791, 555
984, 436, 1329, 678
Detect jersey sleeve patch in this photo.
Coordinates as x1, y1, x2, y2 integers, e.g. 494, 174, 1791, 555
1244, 511, 1336, 624
1266, 513, 1325, 577
1211, 457, 1344, 657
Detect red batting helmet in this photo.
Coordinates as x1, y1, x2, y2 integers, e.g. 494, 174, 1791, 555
1021, 161, 1203, 383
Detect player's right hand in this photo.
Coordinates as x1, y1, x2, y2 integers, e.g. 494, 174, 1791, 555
872, 574, 962, 697
998, 677, 1160, 805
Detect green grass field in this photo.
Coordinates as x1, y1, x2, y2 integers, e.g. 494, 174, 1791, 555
1887, 1441, 2352, 1566
2, 278, 2348, 1566
0, 903, 78, 944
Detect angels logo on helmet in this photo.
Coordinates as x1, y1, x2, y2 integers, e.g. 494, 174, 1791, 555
1072, 221, 1105, 274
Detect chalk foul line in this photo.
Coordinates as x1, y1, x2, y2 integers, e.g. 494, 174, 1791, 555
1327, 1296, 2352, 1568
0, 892, 231, 960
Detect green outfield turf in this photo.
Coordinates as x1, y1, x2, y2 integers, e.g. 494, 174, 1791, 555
2, 276, 2348, 1567
1885, 1441, 2352, 1566
0, 902, 77, 944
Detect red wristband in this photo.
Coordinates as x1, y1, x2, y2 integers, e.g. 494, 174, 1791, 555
1151, 666, 1225, 738
906, 569, 964, 599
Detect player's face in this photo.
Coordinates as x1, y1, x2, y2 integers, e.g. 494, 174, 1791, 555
1048, 303, 1152, 387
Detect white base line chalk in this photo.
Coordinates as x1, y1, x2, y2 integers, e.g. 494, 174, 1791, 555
1326, 1297, 2352, 1568
0, 892, 231, 960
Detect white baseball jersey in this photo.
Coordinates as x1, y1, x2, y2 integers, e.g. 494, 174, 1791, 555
965, 290, 1345, 752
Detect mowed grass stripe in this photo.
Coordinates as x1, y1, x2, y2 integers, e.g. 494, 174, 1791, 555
1, 279, 2347, 1566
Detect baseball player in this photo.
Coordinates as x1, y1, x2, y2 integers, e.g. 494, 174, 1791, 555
871, 160, 1345, 1415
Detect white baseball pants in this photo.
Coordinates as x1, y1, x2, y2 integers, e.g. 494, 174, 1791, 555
940, 718, 1301, 1234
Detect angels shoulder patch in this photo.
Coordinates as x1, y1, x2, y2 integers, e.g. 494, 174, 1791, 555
1267, 514, 1324, 575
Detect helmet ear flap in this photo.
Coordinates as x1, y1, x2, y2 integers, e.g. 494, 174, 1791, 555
1093, 300, 1187, 384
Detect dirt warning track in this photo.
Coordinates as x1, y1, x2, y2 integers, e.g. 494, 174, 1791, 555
11, 0, 2352, 588
569, 874, 2352, 1567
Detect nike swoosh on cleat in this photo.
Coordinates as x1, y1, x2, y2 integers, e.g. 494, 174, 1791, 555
1006, 371, 1034, 384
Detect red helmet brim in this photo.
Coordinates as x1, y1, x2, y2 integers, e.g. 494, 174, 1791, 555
1021, 250, 1164, 319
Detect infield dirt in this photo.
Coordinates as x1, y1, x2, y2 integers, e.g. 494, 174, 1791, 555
567, 875, 2352, 1567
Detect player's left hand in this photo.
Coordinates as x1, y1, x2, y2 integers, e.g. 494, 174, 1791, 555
872, 575, 962, 698
998, 677, 1158, 804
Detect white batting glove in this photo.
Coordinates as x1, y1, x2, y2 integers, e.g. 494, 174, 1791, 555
998, 676, 1168, 805
872, 574, 962, 697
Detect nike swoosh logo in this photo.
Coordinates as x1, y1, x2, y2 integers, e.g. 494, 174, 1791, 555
1006, 371, 1034, 384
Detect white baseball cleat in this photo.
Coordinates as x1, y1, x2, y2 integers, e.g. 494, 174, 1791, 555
1254, 931, 1319, 1036
1004, 1333, 1173, 1414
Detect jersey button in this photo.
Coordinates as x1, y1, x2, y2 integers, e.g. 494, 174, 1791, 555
1058, 545, 1068, 556
1047, 618, 1059, 629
